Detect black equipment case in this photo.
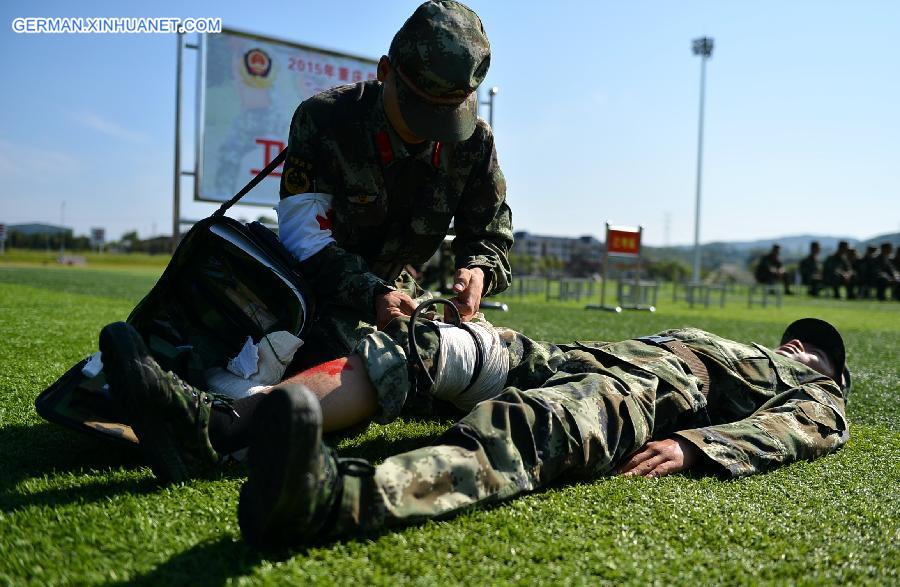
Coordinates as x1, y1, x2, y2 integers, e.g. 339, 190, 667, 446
34, 150, 309, 445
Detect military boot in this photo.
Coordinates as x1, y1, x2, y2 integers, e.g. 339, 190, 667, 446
238, 385, 373, 548
99, 321, 221, 483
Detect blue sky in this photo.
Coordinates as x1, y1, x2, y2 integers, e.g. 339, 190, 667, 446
1, 0, 898, 245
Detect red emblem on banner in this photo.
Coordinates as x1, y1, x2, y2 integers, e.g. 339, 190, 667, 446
244, 49, 272, 78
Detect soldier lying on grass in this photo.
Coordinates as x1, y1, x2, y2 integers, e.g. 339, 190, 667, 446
97, 310, 850, 548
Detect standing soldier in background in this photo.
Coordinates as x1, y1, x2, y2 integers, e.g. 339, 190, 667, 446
754, 244, 793, 295
799, 241, 823, 296
824, 241, 855, 299
275, 1, 513, 371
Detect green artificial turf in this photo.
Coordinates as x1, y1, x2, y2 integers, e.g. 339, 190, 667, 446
0, 265, 898, 585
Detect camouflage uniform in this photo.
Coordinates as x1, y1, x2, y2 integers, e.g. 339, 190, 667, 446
335, 321, 849, 533
798, 252, 823, 295
873, 245, 899, 301
754, 248, 792, 293
754, 251, 781, 283
280, 80, 512, 366
824, 249, 855, 298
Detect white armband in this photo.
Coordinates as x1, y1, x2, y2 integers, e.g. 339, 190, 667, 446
277, 193, 336, 262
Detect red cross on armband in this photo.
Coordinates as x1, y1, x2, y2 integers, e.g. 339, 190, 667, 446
316, 209, 334, 230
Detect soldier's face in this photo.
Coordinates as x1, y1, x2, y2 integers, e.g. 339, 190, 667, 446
378, 56, 426, 144
775, 339, 836, 380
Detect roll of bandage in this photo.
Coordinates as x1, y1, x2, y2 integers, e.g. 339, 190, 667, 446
430, 321, 510, 411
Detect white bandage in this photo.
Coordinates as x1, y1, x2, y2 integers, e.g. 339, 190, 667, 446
277, 193, 335, 261
430, 322, 510, 411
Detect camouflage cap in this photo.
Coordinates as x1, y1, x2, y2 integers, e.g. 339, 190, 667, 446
388, 0, 491, 142
781, 318, 850, 394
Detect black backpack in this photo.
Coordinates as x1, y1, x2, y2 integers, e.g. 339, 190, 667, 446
35, 150, 308, 445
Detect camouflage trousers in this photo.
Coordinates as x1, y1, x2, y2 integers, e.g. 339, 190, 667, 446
336, 321, 693, 534
355, 313, 567, 423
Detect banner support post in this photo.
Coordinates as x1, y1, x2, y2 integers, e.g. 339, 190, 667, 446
587, 221, 622, 312
173, 33, 200, 251
172, 32, 183, 251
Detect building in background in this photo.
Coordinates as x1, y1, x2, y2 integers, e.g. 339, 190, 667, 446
7, 223, 72, 238
513, 232, 604, 263
512, 231, 604, 276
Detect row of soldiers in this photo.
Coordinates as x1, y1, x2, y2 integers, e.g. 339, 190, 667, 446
800, 241, 900, 300
755, 241, 900, 300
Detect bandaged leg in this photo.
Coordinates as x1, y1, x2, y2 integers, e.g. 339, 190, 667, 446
280, 318, 556, 432
206, 318, 512, 451
428, 322, 510, 412
356, 317, 511, 423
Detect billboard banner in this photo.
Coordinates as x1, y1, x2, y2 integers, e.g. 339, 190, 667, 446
606, 226, 641, 257
199, 28, 378, 206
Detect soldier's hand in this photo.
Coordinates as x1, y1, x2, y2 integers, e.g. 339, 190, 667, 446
448, 267, 484, 322
375, 290, 418, 330
617, 438, 699, 479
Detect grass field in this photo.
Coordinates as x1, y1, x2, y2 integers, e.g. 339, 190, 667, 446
1, 262, 898, 585
0, 249, 171, 269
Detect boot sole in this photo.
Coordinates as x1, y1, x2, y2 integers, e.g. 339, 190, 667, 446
99, 322, 190, 484
238, 385, 322, 547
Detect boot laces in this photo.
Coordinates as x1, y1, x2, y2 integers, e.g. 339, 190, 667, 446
169, 372, 240, 422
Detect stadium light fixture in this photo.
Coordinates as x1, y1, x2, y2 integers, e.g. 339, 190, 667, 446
486, 86, 499, 128
690, 36, 714, 284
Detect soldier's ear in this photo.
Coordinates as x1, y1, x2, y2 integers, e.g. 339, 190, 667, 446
377, 56, 390, 82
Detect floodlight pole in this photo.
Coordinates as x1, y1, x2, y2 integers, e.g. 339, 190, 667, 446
691, 37, 714, 283
484, 86, 499, 128
60, 200, 65, 257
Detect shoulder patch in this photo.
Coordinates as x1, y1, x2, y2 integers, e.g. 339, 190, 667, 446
282, 158, 313, 195
347, 194, 379, 205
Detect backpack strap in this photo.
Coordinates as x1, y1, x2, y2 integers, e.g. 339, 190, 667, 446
212, 148, 287, 217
